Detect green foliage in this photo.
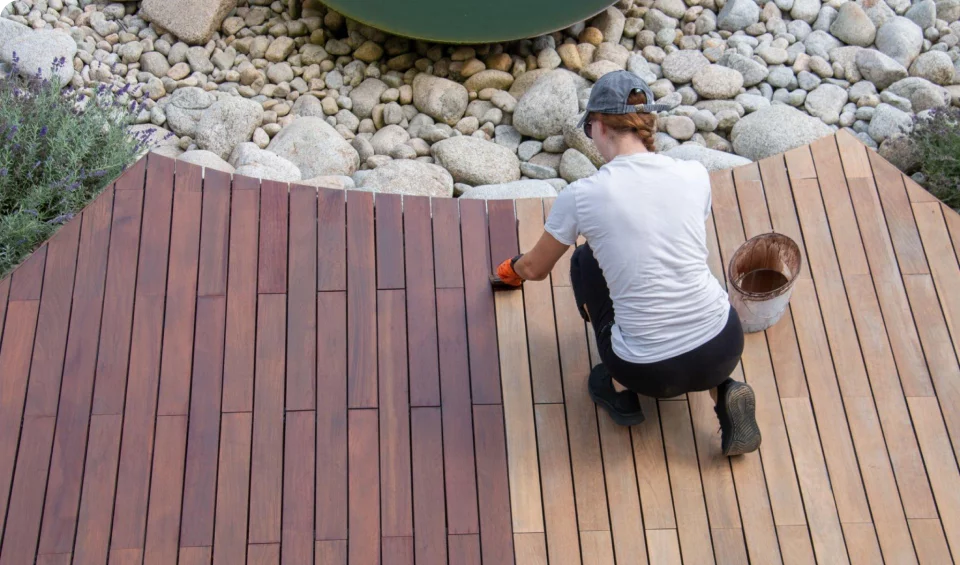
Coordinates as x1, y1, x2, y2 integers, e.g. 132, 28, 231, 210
0, 54, 154, 277
910, 106, 960, 211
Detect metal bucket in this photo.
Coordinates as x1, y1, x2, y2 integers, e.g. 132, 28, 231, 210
727, 233, 803, 333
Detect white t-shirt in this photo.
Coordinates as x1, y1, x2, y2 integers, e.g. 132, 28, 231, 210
544, 152, 731, 364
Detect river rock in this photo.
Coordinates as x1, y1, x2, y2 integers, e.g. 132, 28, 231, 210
358, 159, 454, 197
718, 0, 761, 31
0, 19, 30, 50
856, 48, 909, 89
0, 29, 77, 83
559, 149, 599, 182
371, 124, 410, 155
350, 78, 389, 120
514, 70, 581, 139
299, 175, 356, 190
464, 70, 515, 92
196, 97, 264, 160
563, 113, 605, 168
663, 145, 752, 171
662, 50, 711, 83
830, 2, 877, 46
804, 30, 843, 59
718, 52, 770, 86
868, 102, 913, 141
693, 65, 744, 99
804, 84, 848, 124
792, 0, 822, 23
905, 0, 937, 28
178, 150, 236, 174
165, 87, 216, 138
878, 133, 922, 173
431, 136, 521, 186
230, 143, 301, 182
267, 117, 360, 178
875, 16, 924, 67
935, 0, 960, 20
413, 74, 469, 126
460, 180, 559, 200
509, 69, 552, 99
592, 7, 627, 44
909, 51, 956, 85
731, 104, 834, 159
886, 77, 951, 111
141, 0, 236, 45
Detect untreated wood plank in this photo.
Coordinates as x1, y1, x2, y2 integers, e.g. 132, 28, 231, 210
910, 519, 953, 565
432, 198, 463, 289
376, 193, 405, 289
213, 412, 252, 565
404, 196, 440, 407
250, 294, 285, 544
729, 451, 783, 564
9, 244, 46, 300
142, 415, 188, 565
197, 168, 231, 296
579, 532, 615, 565
631, 397, 676, 530
711, 528, 749, 565
688, 389, 744, 539
904, 173, 938, 203
379, 290, 413, 537
317, 189, 346, 291
834, 129, 872, 178
347, 191, 377, 408
222, 185, 259, 413
843, 522, 884, 565
534, 404, 582, 565
316, 292, 348, 541
349, 409, 380, 565
868, 151, 929, 274
258, 180, 288, 294
460, 199, 501, 404
596, 411, 648, 564
776, 525, 816, 565
514, 533, 548, 565
646, 530, 682, 565
72, 414, 122, 565
914, 202, 960, 361
436, 288, 479, 535
0, 416, 55, 565
283, 411, 315, 565
287, 184, 318, 411
943, 205, 960, 258
784, 145, 817, 181
315, 540, 347, 565
473, 404, 515, 565
411, 407, 446, 564
758, 155, 810, 279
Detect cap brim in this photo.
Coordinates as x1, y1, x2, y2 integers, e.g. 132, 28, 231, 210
576, 113, 589, 129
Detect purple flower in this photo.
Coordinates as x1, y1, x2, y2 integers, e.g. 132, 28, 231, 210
39, 126, 47, 137
0, 168, 7, 177
24, 209, 38, 218
6, 126, 17, 141
66, 181, 81, 191
49, 213, 75, 225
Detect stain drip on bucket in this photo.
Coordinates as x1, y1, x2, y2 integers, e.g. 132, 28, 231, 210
727, 233, 803, 334
737, 269, 789, 294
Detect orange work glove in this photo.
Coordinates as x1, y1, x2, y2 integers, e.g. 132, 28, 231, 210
495, 254, 524, 287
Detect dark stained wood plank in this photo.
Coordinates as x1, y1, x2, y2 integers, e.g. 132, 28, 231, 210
71, 414, 122, 565
534, 404, 581, 565
404, 196, 440, 407
248, 544, 280, 565
156, 161, 201, 417
868, 151, 929, 275
488, 200, 519, 272
92, 189, 143, 415
412, 407, 446, 564
757, 155, 810, 279
258, 180, 288, 294
0, 416, 55, 565
810, 136, 870, 277
136, 154, 175, 297
316, 292, 348, 541
250, 294, 285, 544
473, 404, 515, 565
197, 168, 231, 297
180, 296, 227, 547
213, 412, 252, 565
9, 244, 46, 300
432, 198, 463, 289
222, 185, 259, 413
596, 412, 648, 564
382, 537, 414, 565
315, 540, 347, 565
317, 189, 346, 291
23, 215, 81, 418
448, 535, 482, 565
37, 188, 113, 554
349, 409, 380, 564
109, 548, 143, 565
115, 153, 148, 191
376, 193, 405, 289
460, 199, 501, 404
283, 411, 315, 565
179, 546, 212, 565
36, 554, 70, 565
543, 199, 574, 287
142, 415, 188, 565
0, 279, 8, 343
379, 289, 413, 537
436, 288, 480, 535
288, 184, 318, 410
347, 191, 378, 408
910, 519, 953, 565
631, 397, 677, 530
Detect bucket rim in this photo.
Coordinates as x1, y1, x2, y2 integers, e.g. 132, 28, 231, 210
727, 232, 803, 300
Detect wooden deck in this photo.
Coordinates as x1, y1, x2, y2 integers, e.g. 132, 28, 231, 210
1, 130, 960, 564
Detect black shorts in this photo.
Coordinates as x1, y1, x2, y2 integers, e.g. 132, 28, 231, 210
571, 243, 745, 399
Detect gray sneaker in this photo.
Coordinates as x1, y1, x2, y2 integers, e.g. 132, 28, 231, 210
714, 379, 761, 456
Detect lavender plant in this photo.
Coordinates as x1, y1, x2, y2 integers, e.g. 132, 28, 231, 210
0, 54, 153, 276
910, 106, 960, 211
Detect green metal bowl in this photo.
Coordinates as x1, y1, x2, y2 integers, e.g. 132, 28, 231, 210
314, 0, 616, 44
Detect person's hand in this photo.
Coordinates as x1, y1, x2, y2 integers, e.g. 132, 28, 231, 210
495, 254, 524, 287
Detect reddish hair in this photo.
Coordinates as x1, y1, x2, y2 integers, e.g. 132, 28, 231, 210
589, 91, 658, 152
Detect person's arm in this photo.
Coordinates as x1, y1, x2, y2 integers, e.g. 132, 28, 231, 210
514, 232, 570, 281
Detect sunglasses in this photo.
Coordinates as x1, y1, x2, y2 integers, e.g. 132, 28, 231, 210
584, 118, 594, 139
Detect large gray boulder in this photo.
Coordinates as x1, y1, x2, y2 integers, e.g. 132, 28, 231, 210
731, 104, 834, 160
856, 49, 909, 90
0, 19, 30, 51
875, 16, 923, 68
718, 52, 769, 87
357, 160, 454, 198
830, 2, 877, 46
230, 143, 301, 182
559, 149, 599, 182
868, 103, 913, 141
196, 97, 264, 160
0, 29, 77, 84
663, 145, 752, 171
164, 87, 216, 138
413, 74, 469, 126
349, 78, 388, 120
431, 136, 521, 186
267, 117, 360, 178
935, 0, 960, 20
886, 77, 951, 112
178, 150, 236, 174
909, 52, 956, 86
662, 50, 711, 83
460, 180, 559, 200
514, 70, 581, 140
141, 0, 237, 45
718, 0, 761, 30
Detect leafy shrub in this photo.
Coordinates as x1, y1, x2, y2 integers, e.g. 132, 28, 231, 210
910, 106, 960, 211
0, 54, 157, 277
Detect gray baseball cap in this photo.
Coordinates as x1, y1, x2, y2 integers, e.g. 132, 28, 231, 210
576, 70, 672, 129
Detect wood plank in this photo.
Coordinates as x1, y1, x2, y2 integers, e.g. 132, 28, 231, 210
488, 200, 519, 271
834, 129, 872, 178
379, 289, 413, 537
404, 196, 440, 407
710, 168, 745, 261
711, 528, 749, 565
248, 544, 280, 565
495, 289, 543, 534
197, 168, 231, 296
908, 396, 960, 562
631, 397, 676, 530
0, 279, 8, 344
780, 398, 850, 565
910, 519, 953, 565
579, 532, 615, 565
179, 546, 212, 565
36, 554, 70, 565
473, 404, 516, 565
382, 537, 413, 565
37, 189, 112, 554
810, 136, 870, 277
514, 533, 547, 565
315, 540, 347, 565
596, 411, 648, 564
135, 154, 175, 297
943, 205, 960, 260
317, 189, 346, 291
843, 522, 884, 565
646, 530, 682, 565
142, 415, 188, 565
347, 191, 377, 408
432, 198, 463, 289
534, 404, 582, 565
659, 400, 716, 565
460, 199, 501, 404
288, 184, 318, 410
411, 407, 446, 565
222, 185, 259, 413
71, 414, 122, 565
283, 411, 315, 565
24, 216, 81, 417
758, 155, 810, 279
213, 412, 252, 565
436, 288, 479, 535
250, 294, 285, 544
108, 549, 143, 565
258, 180, 288, 294
688, 389, 743, 532
552, 285, 609, 531
784, 145, 817, 181
448, 535, 482, 565
115, 152, 148, 190
516, 199, 563, 404
0, 416, 55, 565
179, 296, 226, 547
868, 151, 929, 274
543, 199, 574, 287
376, 193, 405, 289
348, 409, 380, 565
316, 292, 348, 541
730, 451, 783, 564
764, 309, 808, 398
776, 525, 816, 565
9, 244, 46, 300
913, 203, 960, 361
731, 163, 769, 238
904, 173, 938, 203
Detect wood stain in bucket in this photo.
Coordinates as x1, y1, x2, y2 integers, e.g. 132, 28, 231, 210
737, 268, 789, 294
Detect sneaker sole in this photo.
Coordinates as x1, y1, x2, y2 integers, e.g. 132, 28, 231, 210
588, 384, 645, 427
722, 382, 761, 456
